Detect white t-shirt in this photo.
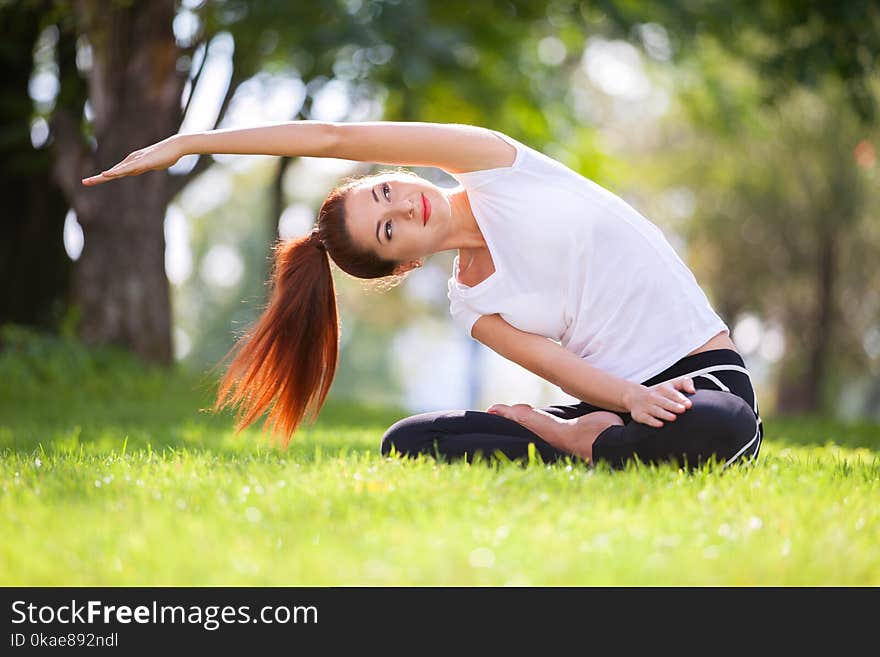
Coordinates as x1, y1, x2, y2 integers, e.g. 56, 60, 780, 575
446, 131, 729, 384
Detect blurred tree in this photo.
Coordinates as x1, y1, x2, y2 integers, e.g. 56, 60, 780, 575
602, 0, 880, 123
172, 1, 613, 405
34, 0, 607, 365
603, 2, 880, 415
23, 0, 877, 388
650, 72, 879, 414
0, 1, 84, 331
49, 0, 193, 363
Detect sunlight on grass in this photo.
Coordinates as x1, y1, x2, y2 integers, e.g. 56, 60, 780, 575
1, 327, 878, 585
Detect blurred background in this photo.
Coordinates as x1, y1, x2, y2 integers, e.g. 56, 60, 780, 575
2, 0, 879, 421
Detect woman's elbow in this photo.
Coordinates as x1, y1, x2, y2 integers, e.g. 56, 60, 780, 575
313, 122, 342, 158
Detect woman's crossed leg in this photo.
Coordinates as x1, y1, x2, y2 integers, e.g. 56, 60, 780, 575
488, 388, 759, 468
382, 387, 759, 469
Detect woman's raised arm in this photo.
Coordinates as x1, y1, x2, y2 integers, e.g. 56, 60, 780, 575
82, 121, 516, 186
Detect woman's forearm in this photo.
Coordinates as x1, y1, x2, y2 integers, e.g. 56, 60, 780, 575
177, 120, 512, 172
471, 314, 642, 413
542, 342, 696, 428
181, 121, 338, 159
542, 348, 641, 413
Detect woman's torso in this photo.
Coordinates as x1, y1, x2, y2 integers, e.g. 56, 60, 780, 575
456, 244, 738, 358
447, 131, 734, 382
455, 245, 495, 288
687, 330, 738, 355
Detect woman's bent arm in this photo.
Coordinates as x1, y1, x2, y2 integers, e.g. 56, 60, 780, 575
82, 121, 515, 185
471, 314, 695, 427
472, 314, 637, 412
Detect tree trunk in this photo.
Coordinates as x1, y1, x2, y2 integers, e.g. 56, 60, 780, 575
53, 0, 187, 364
0, 2, 77, 330
806, 226, 836, 411
1, 162, 71, 329
775, 228, 837, 414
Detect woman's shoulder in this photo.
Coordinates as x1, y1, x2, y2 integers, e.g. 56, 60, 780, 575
449, 132, 524, 186
453, 132, 586, 193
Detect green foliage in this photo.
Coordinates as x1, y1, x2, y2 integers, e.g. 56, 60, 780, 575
205, 0, 610, 159
0, 323, 182, 407
0, 324, 405, 449
604, 0, 880, 122
170, 0, 615, 395
646, 74, 880, 414
1, 329, 878, 585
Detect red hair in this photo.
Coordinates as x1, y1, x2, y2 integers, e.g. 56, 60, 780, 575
213, 232, 338, 445
212, 174, 404, 446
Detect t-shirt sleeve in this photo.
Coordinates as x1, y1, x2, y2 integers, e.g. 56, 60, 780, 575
449, 130, 525, 190
447, 278, 482, 337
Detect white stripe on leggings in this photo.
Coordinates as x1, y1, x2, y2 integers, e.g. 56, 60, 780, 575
655, 363, 762, 467
724, 426, 760, 468
697, 372, 730, 393
654, 364, 757, 415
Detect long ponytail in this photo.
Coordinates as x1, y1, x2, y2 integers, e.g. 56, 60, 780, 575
212, 172, 411, 445
213, 229, 338, 445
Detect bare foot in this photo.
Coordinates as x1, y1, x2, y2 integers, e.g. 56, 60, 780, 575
487, 403, 623, 463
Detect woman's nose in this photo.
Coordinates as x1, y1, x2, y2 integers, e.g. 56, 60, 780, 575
397, 200, 414, 220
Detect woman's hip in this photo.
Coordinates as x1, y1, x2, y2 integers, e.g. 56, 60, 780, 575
642, 349, 759, 417
542, 348, 761, 425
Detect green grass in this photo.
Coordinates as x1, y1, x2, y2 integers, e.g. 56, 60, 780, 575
1, 326, 878, 586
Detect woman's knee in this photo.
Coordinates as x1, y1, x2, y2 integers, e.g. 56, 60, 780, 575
380, 418, 419, 457
380, 411, 444, 457
682, 389, 758, 458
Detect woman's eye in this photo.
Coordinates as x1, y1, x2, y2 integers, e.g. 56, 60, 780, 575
382, 183, 391, 200
384, 220, 392, 240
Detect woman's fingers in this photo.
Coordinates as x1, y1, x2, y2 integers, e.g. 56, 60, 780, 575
664, 393, 690, 410
633, 377, 698, 428
671, 377, 696, 394
81, 173, 107, 186
637, 412, 664, 428
82, 164, 123, 186
81, 170, 129, 186
81, 150, 146, 186
650, 405, 678, 421
81, 136, 183, 187
105, 158, 138, 175
82, 163, 142, 186
654, 380, 694, 407
651, 389, 689, 414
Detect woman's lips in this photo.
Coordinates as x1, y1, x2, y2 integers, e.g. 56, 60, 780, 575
422, 194, 431, 225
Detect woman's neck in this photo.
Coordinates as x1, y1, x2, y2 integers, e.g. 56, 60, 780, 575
445, 187, 485, 251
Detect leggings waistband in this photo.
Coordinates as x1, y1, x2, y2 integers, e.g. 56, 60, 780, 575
642, 349, 762, 444
641, 349, 748, 387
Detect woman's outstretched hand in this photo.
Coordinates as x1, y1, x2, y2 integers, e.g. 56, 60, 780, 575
81, 135, 186, 186
624, 377, 696, 428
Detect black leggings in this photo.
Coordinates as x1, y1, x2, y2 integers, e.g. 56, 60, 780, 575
381, 349, 763, 469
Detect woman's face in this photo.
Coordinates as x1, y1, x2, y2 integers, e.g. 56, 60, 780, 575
343, 172, 449, 266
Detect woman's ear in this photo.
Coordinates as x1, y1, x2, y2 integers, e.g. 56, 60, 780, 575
392, 259, 424, 275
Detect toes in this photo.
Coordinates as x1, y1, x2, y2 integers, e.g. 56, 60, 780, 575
487, 404, 532, 424
487, 403, 533, 418
509, 407, 535, 424
509, 406, 555, 429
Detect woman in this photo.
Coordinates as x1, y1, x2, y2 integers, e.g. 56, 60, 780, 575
83, 121, 762, 468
